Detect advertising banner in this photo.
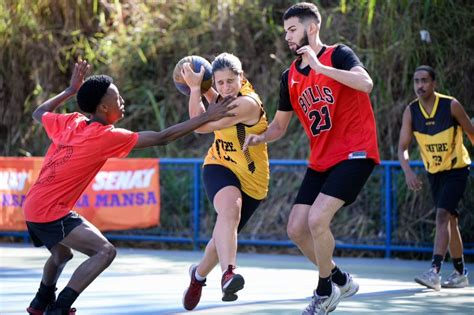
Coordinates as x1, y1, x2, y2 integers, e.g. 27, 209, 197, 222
0, 157, 160, 231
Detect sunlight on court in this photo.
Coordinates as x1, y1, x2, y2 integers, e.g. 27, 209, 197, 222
1, 244, 473, 314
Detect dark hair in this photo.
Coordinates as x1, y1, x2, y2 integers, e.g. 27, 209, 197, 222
212, 53, 243, 76
414, 65, 436, 81
283, 2, 321, 24
76, 75, 113, 113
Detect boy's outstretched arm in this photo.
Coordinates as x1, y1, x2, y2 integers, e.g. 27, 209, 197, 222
134, 96, 237, 148
33, 60, 91, 124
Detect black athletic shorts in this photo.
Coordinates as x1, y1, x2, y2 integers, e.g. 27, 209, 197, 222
203, 164, 261, 232
427, 167, 470, 216
26, 211, 84, 250
294, 159, 375, 207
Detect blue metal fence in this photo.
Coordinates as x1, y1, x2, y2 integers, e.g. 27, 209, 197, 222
1, 159, 472, 257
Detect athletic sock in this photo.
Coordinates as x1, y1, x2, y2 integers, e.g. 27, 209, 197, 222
38, 282, 56, 299
30, 282, 56, 309
54, 287, 79, 309
431, 254, 444, 273
331, 266, 347, 286
316, 276, 332, 297
195, 269, 206, 281
452, 257, 465, 274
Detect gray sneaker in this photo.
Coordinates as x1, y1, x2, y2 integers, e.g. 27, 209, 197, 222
337, 272, 359, 299
441, 269, 469, 288
414, 268, 441, 291
302, 285, 341, 315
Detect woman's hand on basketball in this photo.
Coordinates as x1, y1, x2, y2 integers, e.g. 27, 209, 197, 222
70, 60, 91, 93
181, 62, 205, 90
206, 96, 237, 121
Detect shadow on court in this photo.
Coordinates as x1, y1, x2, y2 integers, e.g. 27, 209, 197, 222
1, 243, 472, 314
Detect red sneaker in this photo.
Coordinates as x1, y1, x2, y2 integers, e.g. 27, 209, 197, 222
221, 265, 245, 302
26, 307, 46, 315
182, 264, 206, 310
44, 307, 76, 315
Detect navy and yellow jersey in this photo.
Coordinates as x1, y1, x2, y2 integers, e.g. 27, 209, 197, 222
410, 92, 471, 174
204, 80, 270, 200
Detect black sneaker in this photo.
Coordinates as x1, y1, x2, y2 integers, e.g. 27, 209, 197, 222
27, 290, 56, 315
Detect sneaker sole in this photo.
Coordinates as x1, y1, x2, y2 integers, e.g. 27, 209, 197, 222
414, 277, 440, 291
340, 282, 359, 299
222, 275, 245, 302
26, 307, 44, 315
182, 288, 199, 310
328, 287, 343, 313
441, 283, 469, 288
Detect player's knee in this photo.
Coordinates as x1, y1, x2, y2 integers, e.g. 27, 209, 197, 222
436, 208, 450, 225
219, 205, 241, 225
308, 214, 329, 237
53, 248, 73, 266
98, 243, 117, 266
287, 221, 305, 243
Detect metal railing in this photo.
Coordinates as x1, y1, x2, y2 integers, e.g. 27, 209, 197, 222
1, 159, 472, 258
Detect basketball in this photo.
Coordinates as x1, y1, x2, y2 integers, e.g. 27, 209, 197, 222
173, 55, 213, 96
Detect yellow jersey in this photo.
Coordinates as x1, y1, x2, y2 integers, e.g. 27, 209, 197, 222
410, 92, 471, 174
204, 80, 269, 200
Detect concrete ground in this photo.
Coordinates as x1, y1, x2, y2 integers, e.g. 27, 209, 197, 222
1, 243, 473, 314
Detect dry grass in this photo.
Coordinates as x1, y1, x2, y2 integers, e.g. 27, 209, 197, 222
1, 0, 472, 258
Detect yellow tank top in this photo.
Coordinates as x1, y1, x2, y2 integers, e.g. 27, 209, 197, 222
204, 80, 269, 200
410, 92, 471, 174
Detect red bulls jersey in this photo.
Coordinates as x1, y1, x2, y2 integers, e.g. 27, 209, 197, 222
287, 46, 380, 171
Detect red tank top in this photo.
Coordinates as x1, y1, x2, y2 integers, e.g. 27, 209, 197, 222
288, 46, 380, 171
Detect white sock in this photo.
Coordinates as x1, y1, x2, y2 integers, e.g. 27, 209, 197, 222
195, 270, 206, 281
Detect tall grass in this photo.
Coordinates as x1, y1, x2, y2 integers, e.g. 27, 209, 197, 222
1, 0, 472, 256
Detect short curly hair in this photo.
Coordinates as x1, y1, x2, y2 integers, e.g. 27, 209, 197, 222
77, 75, 113, 113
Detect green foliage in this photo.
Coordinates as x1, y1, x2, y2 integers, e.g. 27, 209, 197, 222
1, 0, 473, 255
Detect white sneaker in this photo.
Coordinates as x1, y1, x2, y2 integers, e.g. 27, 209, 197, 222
414, 268, 441, 291
337, 272, 359, 299
301, 285, 341, 315
442, 269, 469, 288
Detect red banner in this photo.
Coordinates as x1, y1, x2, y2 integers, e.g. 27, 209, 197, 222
0, 157, 160, 231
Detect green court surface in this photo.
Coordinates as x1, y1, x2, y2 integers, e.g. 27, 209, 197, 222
1, 244, 472, 314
